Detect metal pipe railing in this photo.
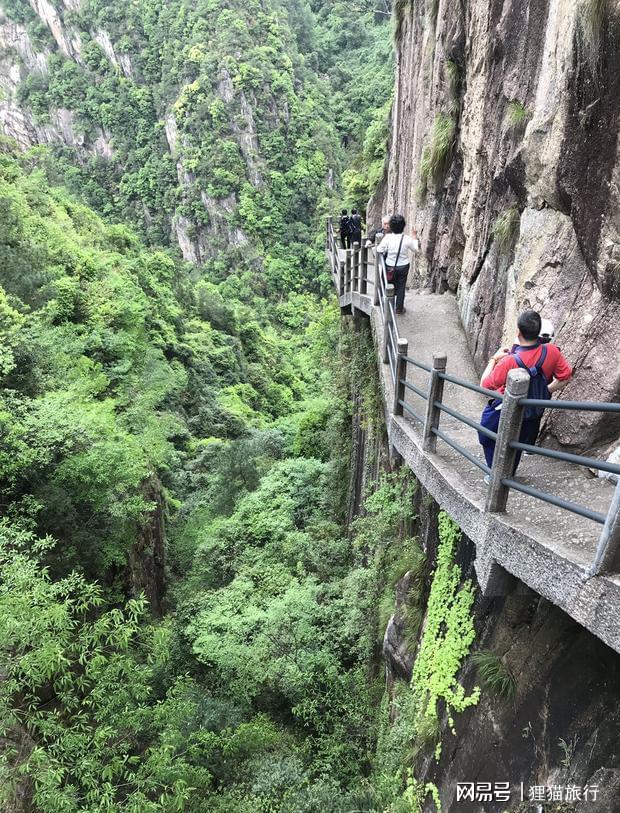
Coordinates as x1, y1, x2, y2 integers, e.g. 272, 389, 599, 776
509, 441, 620, 476
436, 400, 498, 440
501, 478, 606, 525
519, 398, 620, 413
439, 371, 504, 401
403, 380, 428, 401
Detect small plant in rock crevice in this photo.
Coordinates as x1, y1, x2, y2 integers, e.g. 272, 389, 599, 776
471, 650, 516, 702
506, 100, 530, 130
492, 206, 520, 253
445, 58, 462, 115
418, 113, 456, 201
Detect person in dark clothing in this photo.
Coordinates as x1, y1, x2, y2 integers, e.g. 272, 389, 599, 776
339, 209, 351, 249
349, 208, 362, 246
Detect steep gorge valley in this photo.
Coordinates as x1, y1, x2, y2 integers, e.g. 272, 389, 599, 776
0, 0, 619, 812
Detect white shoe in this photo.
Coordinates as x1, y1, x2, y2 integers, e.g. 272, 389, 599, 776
484, 475, 490, 485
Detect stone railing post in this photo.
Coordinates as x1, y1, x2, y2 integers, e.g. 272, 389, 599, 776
345, 249, 352, 294
422, 353, 447, 453
485, 369, 530, 513
590, 479, 620, 575
392, 339, 409, 415
338, 259, 345, 298
360, 245, 368, 295
352, 246, 359, 292
382, 284, 395, 364
373, 249, 381, 306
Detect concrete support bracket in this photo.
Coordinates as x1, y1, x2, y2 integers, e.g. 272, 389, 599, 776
423, 353, 447, 453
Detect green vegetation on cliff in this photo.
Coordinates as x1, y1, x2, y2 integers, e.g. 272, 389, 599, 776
0, 1, 473, 810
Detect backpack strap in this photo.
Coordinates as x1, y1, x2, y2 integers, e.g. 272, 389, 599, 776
512, 344, 547, 377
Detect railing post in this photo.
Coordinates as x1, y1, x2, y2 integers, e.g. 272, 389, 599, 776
590, 479, 620, 575
345, 250, 352, 294
392, 339, 409, 415
373, 249, 381, 306
360, 245, 368, 295
382, 284, 395, 364
422, 353, 447, 453
485, 369, 530, 513
352, 247, 359, 293
338, 259, 345, 297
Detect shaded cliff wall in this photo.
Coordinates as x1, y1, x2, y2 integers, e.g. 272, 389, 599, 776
390, 489, 620, 813
380, 0, 620, 450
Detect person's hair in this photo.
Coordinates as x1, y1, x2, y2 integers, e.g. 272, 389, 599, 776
351, 208, 357, 214
341, 208, 348, 216
517, 310, 542, 341
389, 213, 406, 234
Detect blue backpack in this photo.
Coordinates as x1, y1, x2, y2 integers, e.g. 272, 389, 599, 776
512, 344, 551, 420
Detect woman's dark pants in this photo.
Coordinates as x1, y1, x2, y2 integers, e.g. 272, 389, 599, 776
392, 265, 409, 310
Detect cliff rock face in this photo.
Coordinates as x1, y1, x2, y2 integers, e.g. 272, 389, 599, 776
126, 478, 167, 617
0, 7, 112, 154
382, 0, 620, 449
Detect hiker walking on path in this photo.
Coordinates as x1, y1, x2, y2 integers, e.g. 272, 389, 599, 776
376, 214, 419, 314
478, 310, 573, 475
339, 209, 351, 249
349, 209, 362, 246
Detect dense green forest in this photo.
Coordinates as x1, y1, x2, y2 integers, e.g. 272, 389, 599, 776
0, 0, 478, 810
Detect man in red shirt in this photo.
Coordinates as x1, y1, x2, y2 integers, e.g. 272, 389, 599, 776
478, 310, 573, 473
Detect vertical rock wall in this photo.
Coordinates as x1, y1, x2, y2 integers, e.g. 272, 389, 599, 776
382, 0, 620, 449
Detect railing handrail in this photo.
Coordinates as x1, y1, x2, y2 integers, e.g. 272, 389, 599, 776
438, 371, 504, 401
518, 398, 620, 413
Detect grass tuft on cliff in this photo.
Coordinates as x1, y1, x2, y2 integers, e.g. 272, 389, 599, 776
492, 206, 520, 253
506, 100, 530, 130
418, 113, 456, 201
471, 650, 516, 702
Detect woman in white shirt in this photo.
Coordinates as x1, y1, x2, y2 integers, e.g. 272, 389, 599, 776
376, 214, 419, 314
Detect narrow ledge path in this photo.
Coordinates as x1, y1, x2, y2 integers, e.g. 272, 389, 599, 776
332, 246, 620, 655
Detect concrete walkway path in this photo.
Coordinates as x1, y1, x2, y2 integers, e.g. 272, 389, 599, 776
391, 289, 615, 567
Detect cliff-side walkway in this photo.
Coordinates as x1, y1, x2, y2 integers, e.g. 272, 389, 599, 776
328, 234, 620, 654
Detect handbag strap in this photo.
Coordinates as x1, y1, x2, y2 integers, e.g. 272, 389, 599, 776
393, 234, 405, 268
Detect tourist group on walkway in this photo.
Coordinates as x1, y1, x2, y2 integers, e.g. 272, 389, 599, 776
335, 207, 574, 479
340, 209, 419, 315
